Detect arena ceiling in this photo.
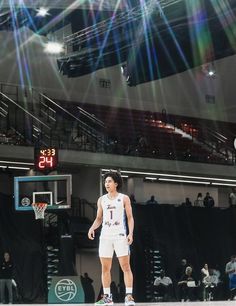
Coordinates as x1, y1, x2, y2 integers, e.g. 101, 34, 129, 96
0, 0, 126, 10
1, 0, 236, 86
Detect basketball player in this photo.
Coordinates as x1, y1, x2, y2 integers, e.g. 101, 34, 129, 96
88, 171, 135, 306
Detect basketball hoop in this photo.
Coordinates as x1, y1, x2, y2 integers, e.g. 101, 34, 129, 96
32, 202, 48, 220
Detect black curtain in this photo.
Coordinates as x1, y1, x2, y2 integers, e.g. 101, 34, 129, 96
59, 235, 76, 276
132, 204, 236, 301
0, 193, 46, 302
2, 193, 236, 302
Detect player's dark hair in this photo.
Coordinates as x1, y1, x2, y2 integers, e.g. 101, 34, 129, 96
103, 171, 123, 190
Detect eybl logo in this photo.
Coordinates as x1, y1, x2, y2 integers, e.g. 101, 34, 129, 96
55, 279, 77, 301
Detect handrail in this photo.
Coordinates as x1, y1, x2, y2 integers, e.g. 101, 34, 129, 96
0, 82, 19, 92
64, 0, 182, 47
202, 126, 234, 152
204, 126, 227, 141
0, 91, 51, 130
76, 105, 105, 128
78, 198, 97, 220
38, 92, 107, 144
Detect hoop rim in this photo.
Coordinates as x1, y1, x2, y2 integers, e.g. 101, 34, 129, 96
32, 202, 48, 207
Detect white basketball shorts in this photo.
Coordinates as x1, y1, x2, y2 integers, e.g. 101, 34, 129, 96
99, 236, 130, 258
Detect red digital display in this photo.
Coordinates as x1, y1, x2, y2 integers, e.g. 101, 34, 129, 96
34, 148, 58, 172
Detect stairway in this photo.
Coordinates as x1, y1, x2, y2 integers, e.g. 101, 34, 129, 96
46, 246, 59, 290
173, 122, 233, 163
0, 83, 108, 151
144, 248, 163, 302
33, 90, 108, 151
0, 84, 52, 146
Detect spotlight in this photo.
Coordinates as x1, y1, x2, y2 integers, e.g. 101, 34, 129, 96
36, 7, 50, 17
207, 70, 215, 77
44, 42, 64, 54
201, 62, 216, 78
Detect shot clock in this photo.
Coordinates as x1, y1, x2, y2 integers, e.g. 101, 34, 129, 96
34, 148, 58, 172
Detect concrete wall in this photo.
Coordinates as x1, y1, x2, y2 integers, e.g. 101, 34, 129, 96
0, 163, 232, 207
1, 145, 236, 179
0, 28, 236, 122
127, 177, 219, 206
72, 170, 100, 203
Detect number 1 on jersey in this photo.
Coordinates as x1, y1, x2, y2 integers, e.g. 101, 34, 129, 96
110, 210, 113, 220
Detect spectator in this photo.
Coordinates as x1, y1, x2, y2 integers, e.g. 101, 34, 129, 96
212, 265, 221, 283
201, 263, 209, 278
146, 195, 158, 205
194, 193, 204, 207
0, 252, 13, 304
229, 188, 236, 206
71, 122, 79, 143
176, 258, 188, 282
225, 255, 236, 300
80, 272, 95, 303
203, 192, 215, 208
177, 266, 197, 301
181, 197, 192, 207
153, 269, 173, 301
212, 265, 223, 300
137, 134, 148, 155
200, 263, 209, 301
202, 269, 218, 301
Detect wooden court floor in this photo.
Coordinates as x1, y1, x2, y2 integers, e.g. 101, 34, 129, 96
13, 302, 236, 306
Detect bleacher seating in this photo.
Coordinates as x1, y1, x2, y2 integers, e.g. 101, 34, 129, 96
0, 80, 235, 165
59, 100, 235, 165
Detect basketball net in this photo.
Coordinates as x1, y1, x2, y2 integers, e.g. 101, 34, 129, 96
32, 202, 48, 220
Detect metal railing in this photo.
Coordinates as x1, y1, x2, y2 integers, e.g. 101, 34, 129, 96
0, 90, 52, 146
0, 82, 234, 165
71, 198, 96, 221
35, 91, 108, 151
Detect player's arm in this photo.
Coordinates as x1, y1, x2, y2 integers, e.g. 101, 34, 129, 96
124, 195, 134, 245
88, 197, 103, 240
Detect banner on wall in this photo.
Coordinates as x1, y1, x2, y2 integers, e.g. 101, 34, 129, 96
48, 276, 84, 304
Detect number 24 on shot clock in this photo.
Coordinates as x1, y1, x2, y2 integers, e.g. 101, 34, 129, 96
34, 147, 58, 171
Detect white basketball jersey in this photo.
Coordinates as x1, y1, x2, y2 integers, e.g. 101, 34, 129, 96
100, 193, 127, 238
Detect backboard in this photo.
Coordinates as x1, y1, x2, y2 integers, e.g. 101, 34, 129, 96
14, 174, 72, 211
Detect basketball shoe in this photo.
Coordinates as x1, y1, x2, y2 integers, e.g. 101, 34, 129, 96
124, 294, 135, 306
95, 294, 113, 305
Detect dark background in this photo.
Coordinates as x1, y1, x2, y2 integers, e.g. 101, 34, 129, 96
1, 191, 236, 302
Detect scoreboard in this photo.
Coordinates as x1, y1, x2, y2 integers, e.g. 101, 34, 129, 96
34, 148, 58, 172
